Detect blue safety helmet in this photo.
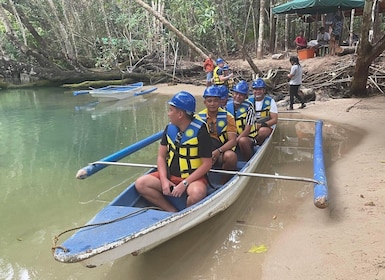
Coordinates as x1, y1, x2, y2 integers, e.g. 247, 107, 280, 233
168, 91, 196, 115
222, 64, 229, 70
251, 78, 266, 89
217, 85, 229, 100
203, 86, 221, 98
232, 80, 249, 95
216, 58, 224, 64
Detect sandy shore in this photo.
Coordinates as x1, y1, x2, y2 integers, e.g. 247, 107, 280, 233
261, 95, 385, 280
156, 83, 385, 279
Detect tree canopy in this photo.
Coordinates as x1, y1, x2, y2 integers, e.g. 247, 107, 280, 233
0, 0, 384, 96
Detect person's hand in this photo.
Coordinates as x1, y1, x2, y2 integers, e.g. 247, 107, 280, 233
171, 182, 187, 197
211, 149, 221, 163
161, 179, 173, 195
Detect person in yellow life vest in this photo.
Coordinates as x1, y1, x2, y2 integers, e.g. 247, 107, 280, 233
249, 78, 278, 145
212, 58, 233, 86
222, 64, 235, 90
226, 80, 257, 161
135, 91, 212, 212
198, 86, 237, 179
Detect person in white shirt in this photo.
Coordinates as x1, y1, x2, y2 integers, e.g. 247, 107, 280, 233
287, 56, 306, 110
315, 27, 330, 56
249, 78, 278, 145
317, 26, 330, 45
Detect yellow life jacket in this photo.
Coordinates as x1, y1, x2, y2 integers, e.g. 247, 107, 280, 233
212, 66, 224, 85
248, 95, 272, 119
226, 100, 258, 138
198, 108, 229, 144
225, 77, 235, 90
166, 117, 204, 179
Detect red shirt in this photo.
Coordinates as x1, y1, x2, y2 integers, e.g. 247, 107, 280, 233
295, 36, 307, 47
203, 57, 214, 72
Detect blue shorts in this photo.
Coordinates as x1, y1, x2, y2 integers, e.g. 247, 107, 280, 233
206, 72, 213, 82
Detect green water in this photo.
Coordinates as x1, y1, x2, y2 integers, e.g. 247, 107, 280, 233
0, 88, 173, 279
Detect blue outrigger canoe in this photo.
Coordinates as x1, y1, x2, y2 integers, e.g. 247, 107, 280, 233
52, 120, 328, 267
73, 82, 149, 101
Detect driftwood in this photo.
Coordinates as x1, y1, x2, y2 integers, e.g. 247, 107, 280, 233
269, 56, 385, 100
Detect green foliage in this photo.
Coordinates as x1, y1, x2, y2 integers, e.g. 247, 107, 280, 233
0, 0, 285, 69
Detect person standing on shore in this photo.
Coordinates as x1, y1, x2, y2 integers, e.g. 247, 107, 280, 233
287, 56, 306, 110
203, 53, 215, 87
212, 58, 233, 86
222, 64, 235, 90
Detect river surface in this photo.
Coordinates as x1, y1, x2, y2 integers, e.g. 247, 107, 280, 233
0, 87, 361, 279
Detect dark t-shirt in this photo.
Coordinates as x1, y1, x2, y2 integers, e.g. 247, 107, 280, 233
161, 124, 212, 177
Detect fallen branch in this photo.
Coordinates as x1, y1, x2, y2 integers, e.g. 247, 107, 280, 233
346, 99, 362, 112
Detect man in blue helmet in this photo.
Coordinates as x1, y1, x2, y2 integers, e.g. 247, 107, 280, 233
226, 80, 258, 160
135, 91, 213, 212
198, 86, 237, 180
249, 78, 278, 145
212, 58, 233, 86
222, 64, 235, 90
218, 85, 229, 108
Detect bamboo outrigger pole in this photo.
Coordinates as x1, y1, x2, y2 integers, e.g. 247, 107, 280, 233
90, 161, 322, 185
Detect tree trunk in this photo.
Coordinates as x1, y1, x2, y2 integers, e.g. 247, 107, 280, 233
269, 0, 276, 53
351, 0, 385, 97
349, 9, 355, 46
133, 0, 207, 60
256, 0, 265, 58
285, 14, 289, 52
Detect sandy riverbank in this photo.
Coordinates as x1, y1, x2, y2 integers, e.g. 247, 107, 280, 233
261, 95, 385, 280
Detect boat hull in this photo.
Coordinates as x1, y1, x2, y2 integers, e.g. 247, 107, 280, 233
53, 129, 274, 267
73, 82, 143, 97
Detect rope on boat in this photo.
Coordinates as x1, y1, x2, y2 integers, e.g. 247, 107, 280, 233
51, 206, 160, 254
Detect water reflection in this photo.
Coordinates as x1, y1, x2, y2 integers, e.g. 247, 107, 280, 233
74, 92, 158, 120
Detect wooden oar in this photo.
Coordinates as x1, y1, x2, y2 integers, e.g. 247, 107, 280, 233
90, 161, 322, 185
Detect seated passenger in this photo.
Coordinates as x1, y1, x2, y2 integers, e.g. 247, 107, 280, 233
135, 91, 212, 212
218, 85, 229, 108
198, 86, 237, 180
249, 78, 278, 145
226, 80, 258, 161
